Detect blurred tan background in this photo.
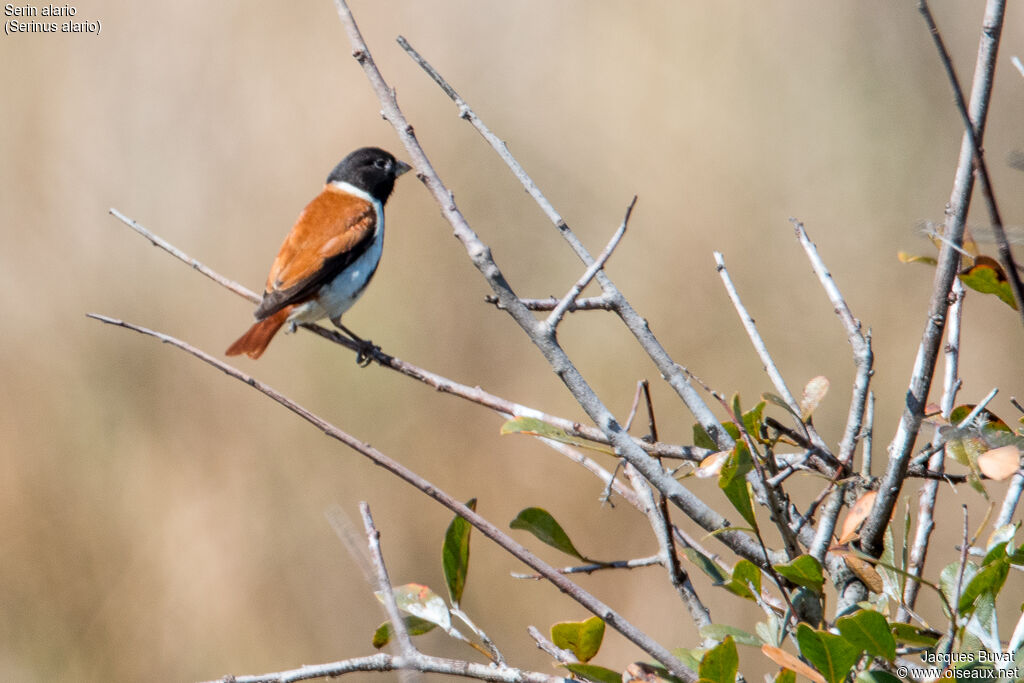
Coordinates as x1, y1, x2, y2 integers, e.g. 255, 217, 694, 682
2, 1, 1023, 681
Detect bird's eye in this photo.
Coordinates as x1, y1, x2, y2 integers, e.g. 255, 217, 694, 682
374, 158, 388, 169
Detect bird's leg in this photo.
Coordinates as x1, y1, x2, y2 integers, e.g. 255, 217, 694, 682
331, 318, 379, 367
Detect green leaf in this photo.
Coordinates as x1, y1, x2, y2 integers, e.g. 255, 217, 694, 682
681, 546, 728, 585
762, 392, 803, 425
551, 616, 605, 663
796, 624, 863, 683
959, 257, 1018, 309
940, 562, 978, 617
442, 498, 476, 606
836, 610, 896, 662
983, 540, 1007, 569
700, 624, 762, 648
755, 614, 782, 647
699, 635, 739, 683
510, 507, 588, 561
775, 669, 797, 683
501, 416, 615, 454
958, 557, 1010, 615
773, 555, 824, 594
898, 251, 938, 266
889, 622, 941, 647
672, 647, 705, 672
743, 401, 767, 440
371, 616, 437, 648
720, 443, 758, 531
856, 671, 904, 683
384, 584, 451, 630
694, 423, 718, 451
723, 559, 763, 601
563, 663, 622, 683
985, 523, 1018, 554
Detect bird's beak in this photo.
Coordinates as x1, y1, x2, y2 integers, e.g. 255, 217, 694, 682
396, 160, 412, 176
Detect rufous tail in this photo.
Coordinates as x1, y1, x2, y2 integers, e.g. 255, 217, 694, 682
225, 306, 294, 359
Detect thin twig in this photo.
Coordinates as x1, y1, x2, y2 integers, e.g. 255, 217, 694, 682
545, 197, 635, 330
861, 391, 875, 478
201, 652, 566, 683
527, 626, 578, 666
395, 34, 733, 453
899, 444, 945, 621
1012, 56, 1024, 78
624, 463, 713, 635
943, 506, 972, 661
713, 252, 800, 415
360, 502, 417, 656
917, 0, 1024, 321
941, 279, 965, 418
633, 382, 709, 630
90, 312, 694, 683
511, 555, 662, 579
336, 1, 773, 576
790, 219, 873, 468
955, 388, 999, 428
486, 295, 615, 312
864, 0, 1009, 558
995, 472, 1024, 529
108, 208, 696, 462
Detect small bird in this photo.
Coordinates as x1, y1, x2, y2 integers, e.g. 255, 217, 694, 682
226, 147, 411, 360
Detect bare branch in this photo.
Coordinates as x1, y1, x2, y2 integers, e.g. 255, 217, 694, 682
863, 0, 1009, 558
360, 502, 417, 656
511, 555, 662, 579
395, 34, 732, 452
624, 463, 712, 634
790, 219, 873, 467
527, 626, 577, 666
713, 251, 800, 414
995, 472, 1024, 529
899, 444, 945, 621
940, 279, 966, 417
1013, 56, 1024, 78
333, 0, 774, 574
89, 313, 695, 683
107, 209, 696, 463
109, 208, 259, 304
917, 0, 1024, 321
545, 197, 634, 330
486, 295, 615, 312
200, 652, 566, 683
861, 391, 875, 478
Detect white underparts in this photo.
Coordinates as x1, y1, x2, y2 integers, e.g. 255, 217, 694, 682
285, 191, 384, 328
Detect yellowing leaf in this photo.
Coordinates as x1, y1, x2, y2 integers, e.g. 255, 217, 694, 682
696, 451, 730, 479
800, 376, 830, 421
761, 645, 826, 683
382, 584, 451, 631
978, 445, 1021, 481
959, 256, 1018, 309
500, 416, 615, 454
897, 252, 938, 266
550, 616, 605, 663
838, 491, 877, 544
839, 552, 884, 594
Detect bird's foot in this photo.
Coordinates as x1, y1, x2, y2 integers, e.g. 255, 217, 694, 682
354, 339, 380, 367
332, 319, 378, 367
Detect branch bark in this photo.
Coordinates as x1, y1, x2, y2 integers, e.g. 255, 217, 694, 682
861, 0, 1007, 558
